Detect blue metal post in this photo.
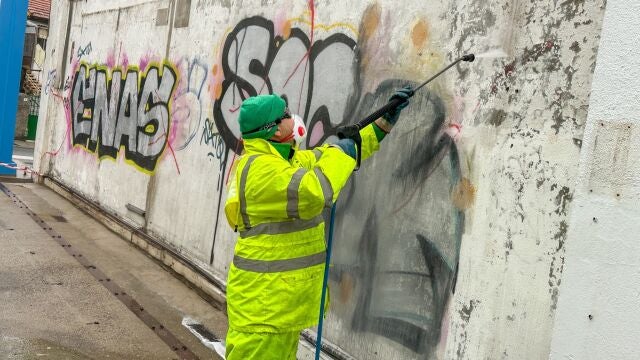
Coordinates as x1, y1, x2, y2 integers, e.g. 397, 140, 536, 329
0, 0, 29, 175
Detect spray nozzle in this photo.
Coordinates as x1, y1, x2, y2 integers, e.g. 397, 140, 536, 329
461, 54, 475, 62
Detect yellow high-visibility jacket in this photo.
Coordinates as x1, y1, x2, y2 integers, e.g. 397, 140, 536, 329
224, 124, 381, 333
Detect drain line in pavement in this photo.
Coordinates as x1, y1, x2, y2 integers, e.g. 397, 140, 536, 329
0, 183, 199, 360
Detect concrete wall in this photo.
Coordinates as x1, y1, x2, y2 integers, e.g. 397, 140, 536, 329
34, 0, 606, 358
549, 1, 640, 359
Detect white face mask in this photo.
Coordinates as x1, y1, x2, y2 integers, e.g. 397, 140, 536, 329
291, 114, 307, 148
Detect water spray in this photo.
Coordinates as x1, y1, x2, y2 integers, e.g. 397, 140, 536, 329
336, 53, 476, 170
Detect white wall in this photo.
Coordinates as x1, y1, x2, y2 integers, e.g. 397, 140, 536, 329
34, 0, 607, 359
549, 0, 640, 359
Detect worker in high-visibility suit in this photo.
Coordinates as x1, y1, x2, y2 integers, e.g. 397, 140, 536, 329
224, 88, 412, 359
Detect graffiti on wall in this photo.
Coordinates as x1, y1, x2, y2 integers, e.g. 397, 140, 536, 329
44, 69, 57, 95
77, 42, 93, 59
174, 56, 210, 151
70, 62, 177, 172
211, 12, 469, 358
212, 16, 359, 153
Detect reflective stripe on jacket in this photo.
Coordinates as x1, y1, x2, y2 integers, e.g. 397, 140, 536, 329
224, 124, 380, 333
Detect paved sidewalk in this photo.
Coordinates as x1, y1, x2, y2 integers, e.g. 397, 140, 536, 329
0, 182, 227, 359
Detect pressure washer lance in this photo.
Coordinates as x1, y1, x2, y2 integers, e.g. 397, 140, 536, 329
336, 53, 475, 170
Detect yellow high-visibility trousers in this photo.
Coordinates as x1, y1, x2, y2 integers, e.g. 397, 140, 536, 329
225, 329, 300, 360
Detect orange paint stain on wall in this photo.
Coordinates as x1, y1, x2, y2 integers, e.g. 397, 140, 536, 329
452, 177, 476, 210
213, 83, 222, 100
281, 19, 292, 39
361, 3, 381, 43
411, 19, 429, 49
210, 64, 223, 100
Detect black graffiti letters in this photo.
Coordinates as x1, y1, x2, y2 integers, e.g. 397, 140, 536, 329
213, 16, 359, 153
71, 63, 177, 171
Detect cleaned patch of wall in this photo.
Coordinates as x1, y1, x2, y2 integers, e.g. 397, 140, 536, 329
549, 0, 640, 359
34, 0, 606, 358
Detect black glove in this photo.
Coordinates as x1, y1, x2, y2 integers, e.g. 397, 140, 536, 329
382, 86, 413, 125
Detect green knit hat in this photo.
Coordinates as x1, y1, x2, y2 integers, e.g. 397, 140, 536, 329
238, 94, 287, 140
